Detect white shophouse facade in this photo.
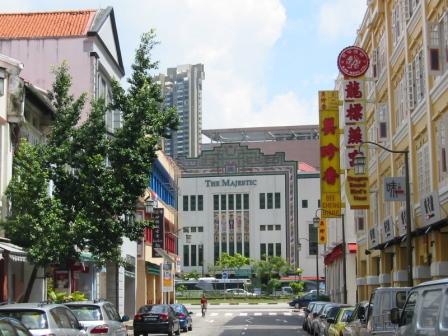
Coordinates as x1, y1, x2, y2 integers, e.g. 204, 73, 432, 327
177, 143, 298, 275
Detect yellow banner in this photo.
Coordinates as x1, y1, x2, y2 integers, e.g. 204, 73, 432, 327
318, 219, 327, 244
346, 169, 370, 209
319, 91, 342, 218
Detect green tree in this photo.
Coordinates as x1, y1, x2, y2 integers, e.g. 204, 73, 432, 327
3, 31, 177, 301
182, 270, 201, 280
252, 256, 292, 287
217, 253, 250, 271
267, 278, 281, 295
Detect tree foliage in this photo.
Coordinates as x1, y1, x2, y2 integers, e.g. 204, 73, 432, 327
252, 256, 292, 286
3, 30, 177, 267
216, 253, 250, 270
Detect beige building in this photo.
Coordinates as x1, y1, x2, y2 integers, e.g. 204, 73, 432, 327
343, 0, 448, 301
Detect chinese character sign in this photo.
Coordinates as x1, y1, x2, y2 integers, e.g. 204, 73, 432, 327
152, 208, 165, 258
384, 177, 406, 202
319, 91, 341, 218
318, 219, 327, 244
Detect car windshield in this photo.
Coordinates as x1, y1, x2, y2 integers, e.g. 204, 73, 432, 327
65, 305, 103, 321
0, 310, 48, 330
139, 305, 166, 314
170, 305, 184, 313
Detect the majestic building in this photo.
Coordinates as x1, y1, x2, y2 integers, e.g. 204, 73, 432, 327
157, 64, 205, 158
177, 143, 299, 275
341, 0, 448, 302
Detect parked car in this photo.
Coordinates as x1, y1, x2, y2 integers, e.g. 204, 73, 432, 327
311, 303, 338, 336
390, 278, 448, 336
133, 304, 180, 336
290, 292, 330, 309
315, 304, 351, 336
342, 301, 370, 336
305, 302, 331, 334
0, 317, 32, 336
225, 289, 256, 296
65, 300, 128, 336
303, 302, 317, 331
169, 304, 192, 332
327, 307, 354, 336
0, 303, 84, 336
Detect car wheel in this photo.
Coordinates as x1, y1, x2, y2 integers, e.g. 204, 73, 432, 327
167, 325, 173, 336
295, 303, 299, 309
175, 323, 180, 336
188, 322, 192, 331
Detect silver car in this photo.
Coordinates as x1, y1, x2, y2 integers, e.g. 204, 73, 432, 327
65, 301, 128, 336
0, 302, 85, 336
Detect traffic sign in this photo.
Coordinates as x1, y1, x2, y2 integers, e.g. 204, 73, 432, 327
222, 271, 228, 279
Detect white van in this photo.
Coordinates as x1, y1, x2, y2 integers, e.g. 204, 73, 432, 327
391, 278, 448, 335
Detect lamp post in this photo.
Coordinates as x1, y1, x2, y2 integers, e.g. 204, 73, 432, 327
314, 208, 347, 304
354, 141, 413, 287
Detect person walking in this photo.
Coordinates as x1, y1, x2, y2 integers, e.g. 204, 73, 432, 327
200, 294, 208, 317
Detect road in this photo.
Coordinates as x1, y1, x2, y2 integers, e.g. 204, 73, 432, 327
180, 303, 306, 336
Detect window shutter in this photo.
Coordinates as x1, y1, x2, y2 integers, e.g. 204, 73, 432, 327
377, 104, 388, 141
403, 0, 410, 20
372, 49, 378, 79
424, 145, 431, 195
442, 14, 448, 65
113, 110, 122, 130
392, 7, 397, 44
414, 53, 422, 101
407, 63, 415, 110
428, 22, 442, 75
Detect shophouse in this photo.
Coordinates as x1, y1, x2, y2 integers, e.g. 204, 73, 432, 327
0, 53, 55, 302
344, 0, 448, 301
0, 7, 130, 309
135, 151, 179, 308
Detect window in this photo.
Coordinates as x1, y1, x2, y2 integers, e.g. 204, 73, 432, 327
355, 210, 365, 231
260, 225, 266, 231
437, 114, 448, 186
104, 304, 121, 321
183, 245, 189, 266
190, 227, 197, 233
198, 195, 203, 211
404, 0, 420, 21
302, 200, 308, 208
392, 1, 404, 46
268, 225, 274, 231
417, 143, 431, 197
275, 243, 281, 256
243, 194, 249, 209
267, 193, 273, 209
260, 193, 266, 209
228, 194, 234, 210
260, 243, 266, 259
394, 71, 407, 129
268, 243, 274, 257
183, 196, 188, 211
275, 192, 281, 208
318, 199, 321, 208
190, 195, 196, 211
221, 194, 227, 210
309, 224, 317, 255
198, 245, 204, 266
418, 290, 442, 329
401, 291, 417, 326
183, 227, 189, 233
275, 225, 281, 231
214, 195, 219, 210
408, 49, 425, 111
377, 104, 388, 141
191, 245, 197, 266
198, 227, 203, 233
236, 194, 242, 210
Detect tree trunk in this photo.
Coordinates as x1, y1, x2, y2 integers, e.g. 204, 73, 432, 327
20, 265, 38, 303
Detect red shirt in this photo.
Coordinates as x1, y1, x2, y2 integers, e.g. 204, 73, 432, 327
200, 298, 207, 304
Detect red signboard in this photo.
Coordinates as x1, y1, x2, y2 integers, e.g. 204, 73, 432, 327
337, 46, 369, 78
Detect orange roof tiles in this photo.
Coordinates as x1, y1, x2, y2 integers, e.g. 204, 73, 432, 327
0, 10, 96, 39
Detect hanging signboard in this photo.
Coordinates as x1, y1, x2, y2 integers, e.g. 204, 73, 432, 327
162, 262, 173, 292
152, 208, 165, 258
318, 219, 327, 244
420, 192, 441, 226
384, 177, 406, 202
319, 90, 342, 218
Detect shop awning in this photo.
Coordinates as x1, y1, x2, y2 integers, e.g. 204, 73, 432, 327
154, 248, 175, 262
0, 242, 27, 262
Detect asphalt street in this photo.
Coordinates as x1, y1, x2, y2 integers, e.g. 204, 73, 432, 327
178, 303, 307, 336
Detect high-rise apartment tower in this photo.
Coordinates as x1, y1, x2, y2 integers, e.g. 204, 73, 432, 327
157, 64, 205, 158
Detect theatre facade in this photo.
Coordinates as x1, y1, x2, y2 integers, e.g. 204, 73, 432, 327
177, 143, 298, 276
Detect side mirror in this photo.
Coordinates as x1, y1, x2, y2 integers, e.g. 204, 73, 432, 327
121, 315, 129, 322
327, 318, 335, 324
390, 308, 401, 325
78, 323, 86, 330
313, 312, 318, 318
188, 311, 193, 315
358, 306, 366, 321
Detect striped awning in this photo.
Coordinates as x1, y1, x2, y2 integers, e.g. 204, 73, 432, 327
146, 262, 160, 276
0, 242, 27, 262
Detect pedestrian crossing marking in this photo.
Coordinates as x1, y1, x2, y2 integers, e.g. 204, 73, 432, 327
284, 312, 292, 316
192, 311, 295, 318
225, 313, 232, 316
239, 313, 248, 316
269, 313, 277, 316
210, 313, 218, 316
254, 313, 262, 316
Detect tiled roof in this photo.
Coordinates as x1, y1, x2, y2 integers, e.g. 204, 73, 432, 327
0, 10, 96, 39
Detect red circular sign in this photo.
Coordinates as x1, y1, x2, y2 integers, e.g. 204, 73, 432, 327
337, 46, 370, 78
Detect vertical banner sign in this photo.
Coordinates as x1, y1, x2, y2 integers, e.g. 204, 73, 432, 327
163, 262, 173, 292
319, 91, 342, 218
318, 219, 327, 244
152, 208, 165, 258
337, 46, 370, 210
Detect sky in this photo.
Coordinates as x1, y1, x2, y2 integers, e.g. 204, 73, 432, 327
3, 0, 367, 130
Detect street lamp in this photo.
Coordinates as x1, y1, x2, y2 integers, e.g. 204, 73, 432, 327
145, 198, 155, 214
314, 208, 347, 304
354, 141, 413, 287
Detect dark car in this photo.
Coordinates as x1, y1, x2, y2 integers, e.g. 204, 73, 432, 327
290, 292, 330, 309
170, 304, 192, 332
0, 317, 32, 336
133, 304, 180, 336
304, 301, 330, 333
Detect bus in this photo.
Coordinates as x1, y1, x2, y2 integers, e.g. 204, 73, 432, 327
175, 277, 251, 292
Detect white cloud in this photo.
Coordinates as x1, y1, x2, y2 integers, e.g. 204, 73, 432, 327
318, 0, 367, 40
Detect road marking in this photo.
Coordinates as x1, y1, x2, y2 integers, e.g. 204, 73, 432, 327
254, 313, 262, 316
225, 313, 233, 316
239, 313, 248, 316
269, 313, 277, 316
284, 312, 292, 316
209, 320, 214, 323
195, 313, 201, 317
210, 313, 218, 316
